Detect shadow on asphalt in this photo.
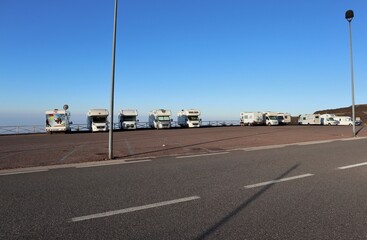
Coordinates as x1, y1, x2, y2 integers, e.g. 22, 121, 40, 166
193, 164, 300, 240
356, 126, 364, 135
114, 129, 284, 159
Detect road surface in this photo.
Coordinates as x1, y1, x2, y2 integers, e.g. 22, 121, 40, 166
1, 137, 367, 239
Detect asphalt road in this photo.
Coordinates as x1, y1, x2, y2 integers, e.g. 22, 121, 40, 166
1, 137, 367, 239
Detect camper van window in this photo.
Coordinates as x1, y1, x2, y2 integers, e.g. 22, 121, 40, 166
92, 116, 107, 123
188, 116, 199, 121
123, 116, 136, 121
157, 116, 170, 121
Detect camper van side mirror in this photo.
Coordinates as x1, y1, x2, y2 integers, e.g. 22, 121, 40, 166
70, 121, 73, 125
137, 119, 139, 122
171, 119, 173, 122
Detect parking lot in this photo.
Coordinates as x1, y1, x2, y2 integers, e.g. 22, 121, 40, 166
0, 125, 366, 170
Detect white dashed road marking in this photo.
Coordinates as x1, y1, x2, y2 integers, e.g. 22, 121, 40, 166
244, 173, 314, 189
337, 162, 367, 170
0, 169, 49, 176
71, 196, 201, 222
75, 159, 152, 168
176, 152, 229, 159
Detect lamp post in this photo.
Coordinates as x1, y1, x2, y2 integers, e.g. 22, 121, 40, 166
345, 10, 356, 137
109, 0, 118, 159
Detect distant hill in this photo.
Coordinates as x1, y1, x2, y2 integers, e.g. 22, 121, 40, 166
314, 104, 367, 123
290, 104, 367, 124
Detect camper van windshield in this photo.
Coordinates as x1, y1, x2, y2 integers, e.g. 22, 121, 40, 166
92, 116, 107, 123
123, 116, 136, 121
157, 116, 170, 121
188, 116, 199, 121
269, 116, 277, 120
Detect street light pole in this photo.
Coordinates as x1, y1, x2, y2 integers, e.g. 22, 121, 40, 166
109, 0, 118, 159
345, 10, 356, 137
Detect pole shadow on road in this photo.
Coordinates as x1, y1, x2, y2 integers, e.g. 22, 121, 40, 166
193, 164, 300, 240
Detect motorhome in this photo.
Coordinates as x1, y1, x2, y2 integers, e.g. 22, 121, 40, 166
149, 109, 172, 129
277, 112, 292, 125
45, 109, 72, 133
263, 112, 279, 126
240, 112, 264, 126
177, 109, 201, 127
119, 109, 138, 130
333, 116, 354, 126
320, 114, 338, 125
298, 114, 320, 125
87, 109, 109, 132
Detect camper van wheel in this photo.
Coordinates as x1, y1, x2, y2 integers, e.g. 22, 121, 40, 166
328, 123, 331, 126
248, 123, 251, 126
267, 122, 271, 126
349, 123, 352, 126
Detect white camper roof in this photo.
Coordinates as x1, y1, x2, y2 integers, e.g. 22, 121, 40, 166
240, 111, 263, 116
45, 109, 68, 114
263, 111, 278, 116
87, 109, 109, 117
150, 109, 171, 116
178, 109, 201, 116
120, 109, 138, 116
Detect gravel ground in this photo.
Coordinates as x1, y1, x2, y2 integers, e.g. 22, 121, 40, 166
0, 125, 365, 170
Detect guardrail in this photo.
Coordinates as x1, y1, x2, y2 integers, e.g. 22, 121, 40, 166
0, 120, 240, 135
0, 125, 46, 135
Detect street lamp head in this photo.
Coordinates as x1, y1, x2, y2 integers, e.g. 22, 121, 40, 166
345, 10, 354, 22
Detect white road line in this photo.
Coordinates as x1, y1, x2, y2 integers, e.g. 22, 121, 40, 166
337, 162, 367, 170
176, 152, 229, 159
75, 159, 152, 168
296, 140, 333, 146
60, 147, 79, 162
244, 173, 314, 189
242, 144, 288, 151
0, 169, 49, 176
71, 196, 200, 222
124, 139, 134, 155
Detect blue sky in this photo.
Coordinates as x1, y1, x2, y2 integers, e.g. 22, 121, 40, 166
1, 0, 367, 125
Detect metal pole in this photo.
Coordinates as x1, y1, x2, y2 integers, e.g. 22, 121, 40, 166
109, 0, 118, 159
348, 21, 356, 137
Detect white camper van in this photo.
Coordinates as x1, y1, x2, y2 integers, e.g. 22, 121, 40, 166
240, 112, 264, 126
277, 112, 292, 125
149, 109, 172, 129
119, 109, 138, 130
320, 114, 338, 125
177, 109, 201, 128
263, 112, 279, 126
87, 109, 109, 132
45, 109, 72, 133
298, 114, 320, 125
333, 116, 354, 126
